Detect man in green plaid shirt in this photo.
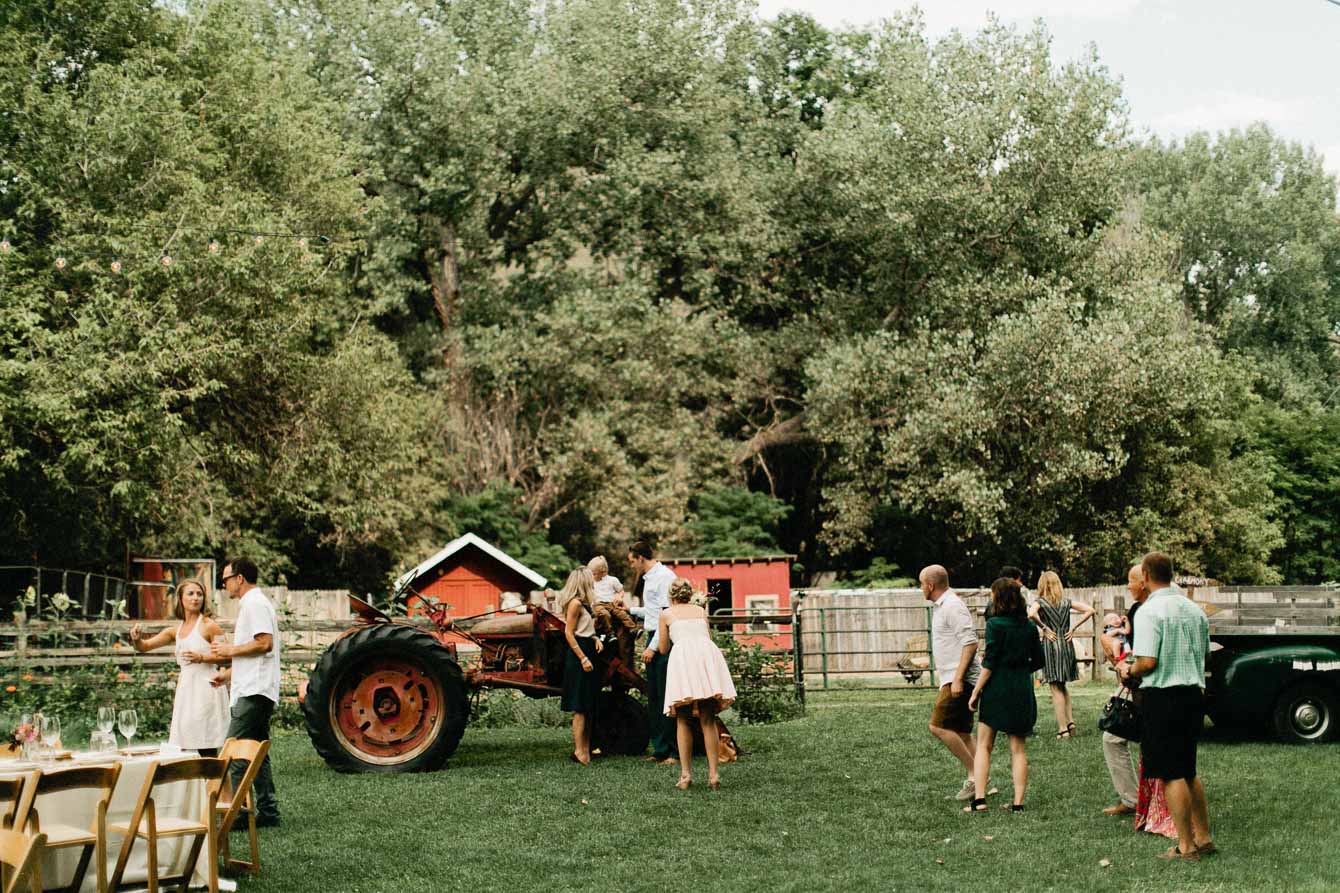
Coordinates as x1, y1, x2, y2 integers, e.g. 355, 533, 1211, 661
1118, 552, 1215, 862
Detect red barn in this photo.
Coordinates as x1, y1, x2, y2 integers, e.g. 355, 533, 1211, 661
394, 533, 548, 619
661, 555, 794, 648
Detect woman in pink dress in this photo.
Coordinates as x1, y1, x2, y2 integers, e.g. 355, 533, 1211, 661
1136, 770, 1178, 838
658, 578, 737, 791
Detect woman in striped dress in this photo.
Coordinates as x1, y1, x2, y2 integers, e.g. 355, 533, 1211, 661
1028, 571, 1094, 739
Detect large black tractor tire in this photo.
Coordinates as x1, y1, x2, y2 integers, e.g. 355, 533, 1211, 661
1271, 681, 1339, 744
304, 624, 470, 772
592, 690, 650, 756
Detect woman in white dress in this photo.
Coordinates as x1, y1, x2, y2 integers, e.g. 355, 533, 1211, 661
130, 580, 232, 755
658, 578, 737, 791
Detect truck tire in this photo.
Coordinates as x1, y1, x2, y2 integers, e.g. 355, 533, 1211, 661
592, 691, 650, 756
1271, 682, 1338, 744
305, 624, 469, 772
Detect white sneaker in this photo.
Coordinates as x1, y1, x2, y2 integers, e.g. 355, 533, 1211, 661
953, 777, 976, 800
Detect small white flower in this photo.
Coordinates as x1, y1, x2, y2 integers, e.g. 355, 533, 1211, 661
51, 591, 73, 612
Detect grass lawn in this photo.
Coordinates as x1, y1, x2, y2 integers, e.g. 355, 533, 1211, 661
241, 686, 1337, 893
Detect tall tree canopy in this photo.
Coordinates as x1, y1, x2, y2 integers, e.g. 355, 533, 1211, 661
3, 0, 1337, 590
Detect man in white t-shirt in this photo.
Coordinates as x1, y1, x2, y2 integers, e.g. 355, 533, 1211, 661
210, 557, 281, 826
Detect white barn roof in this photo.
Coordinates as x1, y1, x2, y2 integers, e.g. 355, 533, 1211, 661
393, 532, 548, 593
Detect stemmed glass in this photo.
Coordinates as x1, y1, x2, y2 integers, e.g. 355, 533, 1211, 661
29, 712, 44, 760
117, 709, 139, 750
40, 715, 61, 760
97, 707, 116, 737
18, 713, 33, 760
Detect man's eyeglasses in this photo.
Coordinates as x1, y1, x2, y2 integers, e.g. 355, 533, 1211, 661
221, 573, 240, 584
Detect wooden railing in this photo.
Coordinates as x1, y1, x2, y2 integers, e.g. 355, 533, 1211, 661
0, 617, 394, 671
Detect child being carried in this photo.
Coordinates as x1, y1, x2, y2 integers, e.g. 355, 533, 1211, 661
1100, 612, 1130, 666
588, 555, 639, 666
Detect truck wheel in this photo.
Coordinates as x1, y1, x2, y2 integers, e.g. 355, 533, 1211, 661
592, 691, 650, 756
305, 624, 470, 772
1271, 682, 1338, 744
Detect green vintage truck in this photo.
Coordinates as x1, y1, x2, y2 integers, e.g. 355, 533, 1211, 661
1205, 630, 1340, 743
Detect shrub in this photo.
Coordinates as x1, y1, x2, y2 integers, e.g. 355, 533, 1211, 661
713, 633, 803, 724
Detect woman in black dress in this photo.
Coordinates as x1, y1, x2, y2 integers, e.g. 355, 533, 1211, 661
965, 577, 1045, 812
557, 567, 603, 764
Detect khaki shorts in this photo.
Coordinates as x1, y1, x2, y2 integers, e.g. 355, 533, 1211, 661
930, 683, 974, 733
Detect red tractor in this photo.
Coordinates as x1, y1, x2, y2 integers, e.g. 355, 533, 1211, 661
303, 596, 649, 772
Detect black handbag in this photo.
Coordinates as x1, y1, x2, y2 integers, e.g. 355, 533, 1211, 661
1097, 687, 1141, 741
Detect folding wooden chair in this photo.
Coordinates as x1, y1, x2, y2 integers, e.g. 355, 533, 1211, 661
0, 773, 37, 831
0, 828, 45, 893
108, 757, 225, 893
214, 738, 270, 876
20, 765, 120, 893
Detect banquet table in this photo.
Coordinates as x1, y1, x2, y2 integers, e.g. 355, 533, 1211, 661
0, 750, 237, 892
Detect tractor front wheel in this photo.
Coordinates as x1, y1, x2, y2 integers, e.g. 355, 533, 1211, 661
304, 624, 470, 772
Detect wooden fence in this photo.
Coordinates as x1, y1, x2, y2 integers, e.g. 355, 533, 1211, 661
5, 584, 1334, 695
0, 589, 365, 697
795, 585, 1339, 688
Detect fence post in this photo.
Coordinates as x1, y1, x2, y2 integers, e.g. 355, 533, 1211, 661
818, 607, 830, 691
15, 614, 27, 673
792, 606, 805, 705
1091, 596, 1101, 681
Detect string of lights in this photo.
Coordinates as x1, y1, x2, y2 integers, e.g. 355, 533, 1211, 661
0, 225, 356, 274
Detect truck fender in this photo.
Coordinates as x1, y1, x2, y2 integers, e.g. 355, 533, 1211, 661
1217, 644, 1340, 729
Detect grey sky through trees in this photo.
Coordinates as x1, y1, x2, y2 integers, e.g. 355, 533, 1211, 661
755, 0, 1340, 176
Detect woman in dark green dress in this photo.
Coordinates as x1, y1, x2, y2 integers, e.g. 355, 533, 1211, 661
964, 577, 1045, 812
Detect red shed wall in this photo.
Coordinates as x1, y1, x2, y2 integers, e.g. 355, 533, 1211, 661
412, 546, 537, 619
662, 559, 792, 648
663, 561, 791, 609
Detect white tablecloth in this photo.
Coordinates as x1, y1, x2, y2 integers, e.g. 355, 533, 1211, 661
1, 753, 230, 892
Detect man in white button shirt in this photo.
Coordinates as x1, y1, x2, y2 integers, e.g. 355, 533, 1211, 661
627, 541, 678, 763
210, 557, 282, 826
920, 563, 986, 802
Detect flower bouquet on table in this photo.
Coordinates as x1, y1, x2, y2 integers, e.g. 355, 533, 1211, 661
5, 720, 38, 759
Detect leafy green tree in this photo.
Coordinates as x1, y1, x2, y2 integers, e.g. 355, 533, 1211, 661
686, 486, 791, 557
430, 482, 573, 586
1249, 406, 1340, 583
0, 0, 431, 585
806, 277, 1282, 584
830, 558, 915, 589
444, 282, 747, 558
1131, 126, 1340, 398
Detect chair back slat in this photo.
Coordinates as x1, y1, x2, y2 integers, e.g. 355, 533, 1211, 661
220, 738, 267, 765
151, 757, 226, 788
33, 765, 120, 796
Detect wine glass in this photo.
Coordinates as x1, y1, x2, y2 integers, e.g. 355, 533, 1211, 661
18, 713, 33, 759
97, 706, 116, 736
40, 715, 61, 759
117, 709, 139, 750
29, 712, 43, 760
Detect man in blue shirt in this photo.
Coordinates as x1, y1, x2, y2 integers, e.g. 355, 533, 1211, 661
628, 541, 678, 763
